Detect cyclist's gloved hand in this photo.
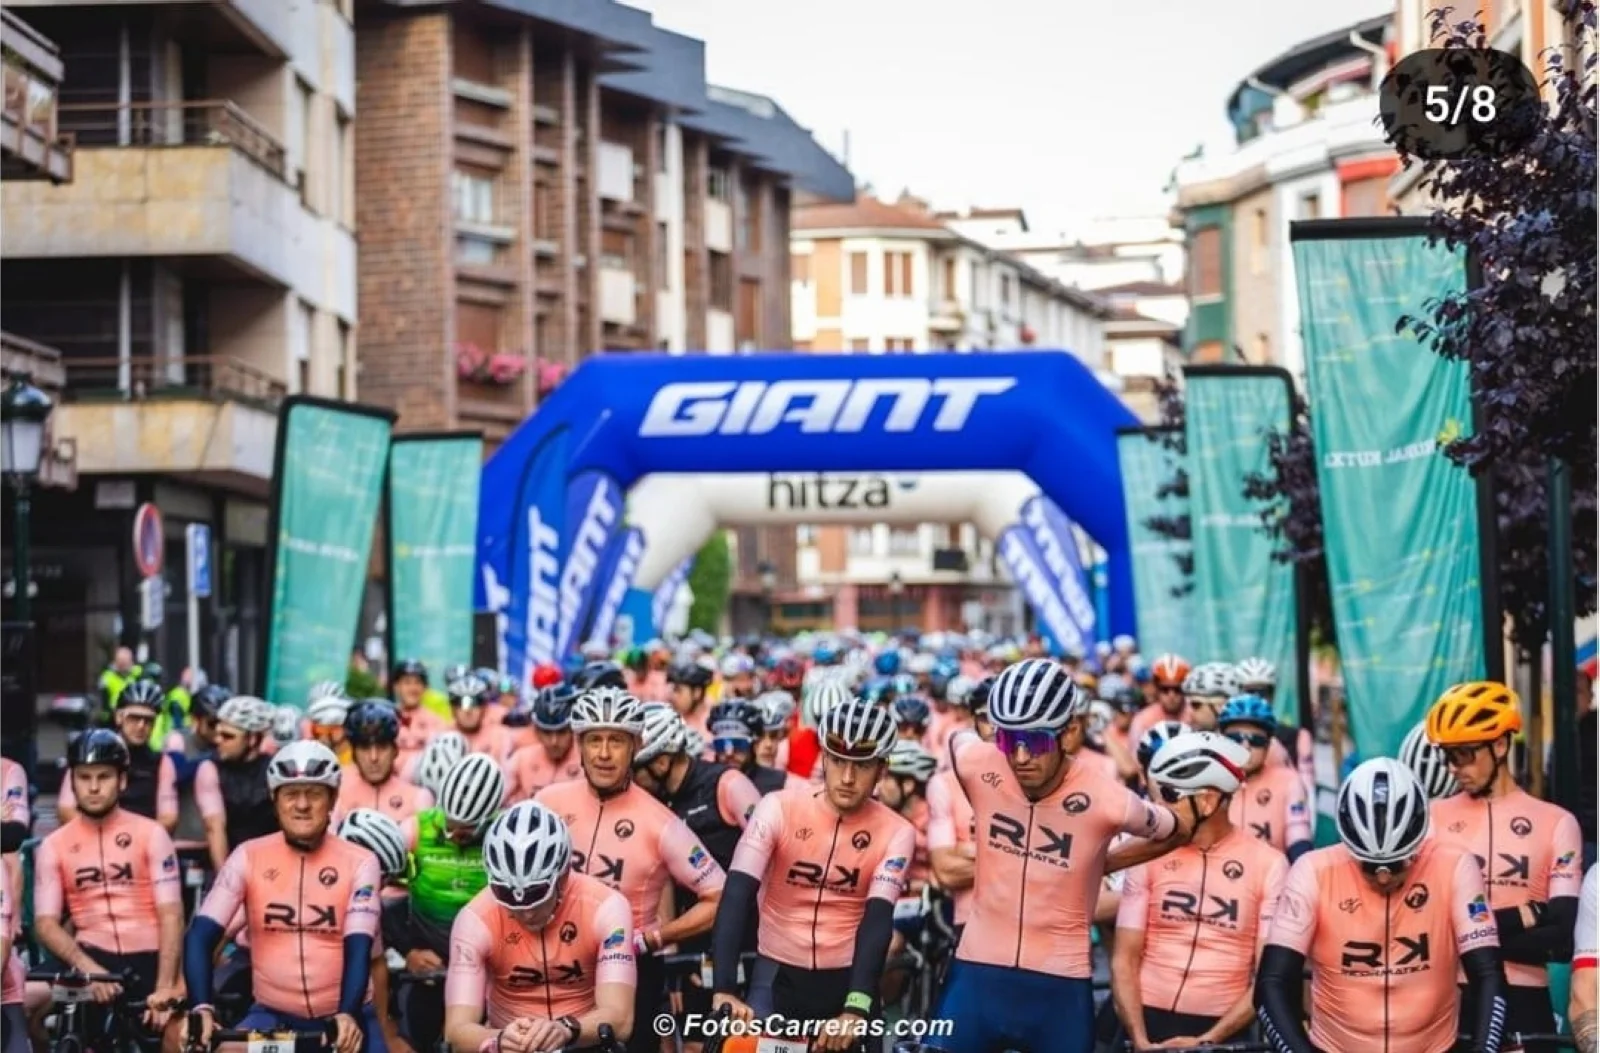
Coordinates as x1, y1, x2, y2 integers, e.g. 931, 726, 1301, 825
711, 992, 753, 1024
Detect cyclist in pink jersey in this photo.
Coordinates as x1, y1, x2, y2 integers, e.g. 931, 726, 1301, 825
709, 698, 913, 1049
1217, 696, 1314, 861
59, 683, 180, 832
927, 688, 994, 933
1232, 657, 1316, 800
183, 741, 383, 1053
668, 661, 716, 744
33, 730, 185, 1029
506, 683, 586, 802
933, 659, 1189, 1053
1112, 731, 1287, 1048
447, 802, 638, 1053
1129, 654, 1191, 747
449, 674, 516, 763
0, 758, 26, 854
1257, 758, 1508, 1053
1427, 681, 1586, 1036
392, 658, 450, 764
534, 687, 725, 1053
0, 854, 25, 1053
336, 700, 434, 840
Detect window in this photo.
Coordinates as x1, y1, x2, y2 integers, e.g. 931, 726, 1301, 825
709, 251, 733, 310
791, 253, 811, 285
797, 525, 818, 546
1298, 192, 1321, 220
848, 527, 877, 556
1190, 226, 1223, 298
885, 338, 915, 352
454, 169, 496, 225
888, 527, 921, 556
883, 251, 914, 298
849, 252, 868, 295
942, 257, 956, 300
334, 111, 354, 227
656, 223, 670, 290
999, 273, 1012, 306
849, 338, 871, 352
739, 178, 760, 252
655, 122, 669, 172
295, 81, 314, 206
793, 340, 813, 352
1251, 208, 1269, 275
336, 320, 352, 398
707, 167, 731, 201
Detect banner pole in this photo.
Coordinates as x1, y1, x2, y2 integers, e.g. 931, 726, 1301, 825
1547, 456, 1579, 815
1464, 246, 1506, 683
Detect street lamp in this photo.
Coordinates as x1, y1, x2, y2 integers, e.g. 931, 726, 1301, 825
757, 560, 777, 637
1, 375, 53, 625
888, 570, 905, 634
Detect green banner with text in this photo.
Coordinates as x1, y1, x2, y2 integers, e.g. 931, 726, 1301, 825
1115, 428, 1196, 660
263, 398, 394, 707
388, 433, 483, 682
1184, 368, 1300, 725
1292, 225, 1484, 758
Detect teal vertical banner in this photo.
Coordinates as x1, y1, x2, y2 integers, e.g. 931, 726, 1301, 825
1115, 428, 1196, 661
263, 398, 395, 707
1184, 369, 1300, 725
389, 433, 484, 684
1292, 224, 1483, 758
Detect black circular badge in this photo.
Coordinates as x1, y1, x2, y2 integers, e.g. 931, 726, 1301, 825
1378, 47, 1540, 161
1063, 793, 1091, 815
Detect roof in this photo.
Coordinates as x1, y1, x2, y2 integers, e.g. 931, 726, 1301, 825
936, 206, 1030, 230
793, 195, 949, 233
1094, 280, 1184, 298
681, 86, 855, 202
1226, 13, 1390, 121
1108, 306, 1179, 328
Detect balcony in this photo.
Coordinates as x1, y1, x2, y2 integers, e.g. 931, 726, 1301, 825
1, 101, 315, 289
704, 197, 732, 253
0, 331, 75, 489
927, 297, 965, 334
597, 141, 634, 203
1, 10, 73, 183
599, 264, 638, 326
5, 0, 289, 59
54, 354, 284, 487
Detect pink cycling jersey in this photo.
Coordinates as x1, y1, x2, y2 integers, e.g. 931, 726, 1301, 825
460, 723, 514, 764
950, 730, 1177, 978
729, 786, 915, 971
1129, 703, 1189, 747
58, 752, 179, 822
335, 770, 433, 840
0, 759, 26, 828
1, 860, 23, 1006
395, 705, 450, 763
196, 833, 382, 1018
34, 808, 182, 955
445, 874, 637, 1025
1228, 763, 1313, 854
925, 770, 975, 926
534, 780, 726, 930
505, 742, 584, 804
713, 769, 762, 828
191, 759, 225, 822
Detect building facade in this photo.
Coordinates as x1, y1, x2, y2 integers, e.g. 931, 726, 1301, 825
0, 0, 356, 694
1169, 13, 1396, 382
353, 0, 853, 450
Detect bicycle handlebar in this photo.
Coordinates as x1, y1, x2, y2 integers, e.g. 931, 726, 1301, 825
390, 968, 449, 984
27, 969, 130, 985
553, 1021, 620, 1053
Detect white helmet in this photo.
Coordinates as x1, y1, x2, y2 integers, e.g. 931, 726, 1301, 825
1086, 700, 1115, 741
266, 740, 342, 793
482, 801, 572, 907
414, 732, 468, 796
819, 698, 898, 761
634, 703, 687, 765
306, 679, 348, 706
1149, 731, 1249, 796
907, 653, 937, 676
438, 753, 505, 828
569, 686, 644, 737
1183, 662, 1240, 699
720, 653, 754, 678
306, 693, 350, 728
988, 658, 1084, 732
1337, 758, 1430, 866
1398, 723, 1459, 801
1234, 657, 1278, 691
339, 809, 410, 879
753, 691, 797, 731
885, 740, 937, 784
804, 677, 855, 729
1112, 634, 1136, 654
1137, 719, 1191, 772
217, 695, 274, 734
271, 704, 303, 743
945, 676, 977, 707
681, 727, 707, 757
1096, 674, 1129, 702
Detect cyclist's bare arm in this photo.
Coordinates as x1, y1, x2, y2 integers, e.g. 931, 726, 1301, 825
928, 845, 974, 890
1110, 865, 1151, 1049
925, 774, 973, 890
32, 838, 105, 976
194, 761, 230, 871
653, 822, 726, 947
156, 754, 180, 832
575, 981, 635, 1045
1105, 833, 1178, 875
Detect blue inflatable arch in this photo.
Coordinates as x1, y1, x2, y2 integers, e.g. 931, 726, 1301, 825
476, 351, 1139, 678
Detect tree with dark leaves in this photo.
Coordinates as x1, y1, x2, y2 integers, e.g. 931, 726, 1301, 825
1143, 372, 1193, 596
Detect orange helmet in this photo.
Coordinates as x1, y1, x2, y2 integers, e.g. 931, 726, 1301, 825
1150, 653, 1190, 688
1425, 681, 1522, 746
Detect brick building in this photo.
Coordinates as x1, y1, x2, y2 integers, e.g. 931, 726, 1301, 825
354, 0, 854, 448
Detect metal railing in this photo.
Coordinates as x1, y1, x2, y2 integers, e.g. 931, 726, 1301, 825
60, 354, 287, 408
56, 100, 287, 179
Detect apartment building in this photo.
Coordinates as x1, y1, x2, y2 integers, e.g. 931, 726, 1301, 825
1168, 13, 1396, 382
354, 0, 853, 449
0, 0, 357, 694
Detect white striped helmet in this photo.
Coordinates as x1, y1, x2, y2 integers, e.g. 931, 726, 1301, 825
634, 703, 687, 765
753, 691, 797, 731
338, 809, 410, 879
885, 740, 937, 784
1337, 758, 1430, 866
569, 686, 644, 737
306, 693, 350, 728
1149, 731, 1249, 795
988, 658, 1084, 731
218, 696, 274, 734
438, 753, 505, 828
483, 801, 572, 907
819, 698, 898, 761
1183, 661, 1240, 699
271, 704, 303, 743
805, 676, 856, 729
681, 727, 707, 757
414, 732, 468, 796
1234, 657, 1278, 691
266, 740, 342, 793
306, 679, 348, 706
1137, 720, 1191, 772
1398, 723, 1459, 801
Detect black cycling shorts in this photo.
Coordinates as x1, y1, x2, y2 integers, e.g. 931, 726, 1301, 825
1139, 1006, 1240, 1046
746, 957, 855, 1026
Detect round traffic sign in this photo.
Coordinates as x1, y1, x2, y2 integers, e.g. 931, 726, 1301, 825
133, 503, 164, 577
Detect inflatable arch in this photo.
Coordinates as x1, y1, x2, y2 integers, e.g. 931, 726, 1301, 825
476, 351, 1139, 681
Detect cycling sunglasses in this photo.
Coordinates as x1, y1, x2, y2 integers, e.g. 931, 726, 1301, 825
1441, 743, 1490, 766
1224, 730, 1273, 750
1156, 783, 1195, 804
490, 878, 561, 911
712, 736, 753, 755
1358, 856, 1414, 878
823, 732, 882, 761
1156, 684, 1184, 695
994, 728, 1060, 756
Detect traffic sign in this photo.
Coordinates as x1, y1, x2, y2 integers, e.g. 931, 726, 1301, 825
139, 576, 165, 630
187, 524, 213, 598
132, 503, 164, 578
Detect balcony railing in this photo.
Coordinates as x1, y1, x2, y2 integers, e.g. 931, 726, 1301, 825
57, 100, 287, 179
61, 355, 287, 409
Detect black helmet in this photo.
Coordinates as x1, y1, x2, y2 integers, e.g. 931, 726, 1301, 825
447, 674, 493, 709
345, 699, 401, 746
392, 658, 429, 685
119, 679, 165, 711
442, 663, 472, 686
191, 684, 233, 721
667, 661, 714, 690
67, 729, 131, 771
572, 661, 627, 693
969, 676, 996, 717
140, 661, 166, 687
707, 701, 762, 741
533, 683, 580, 730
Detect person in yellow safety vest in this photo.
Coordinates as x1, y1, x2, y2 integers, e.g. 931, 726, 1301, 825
152, 666, 202, 748
97, 646, 142, 708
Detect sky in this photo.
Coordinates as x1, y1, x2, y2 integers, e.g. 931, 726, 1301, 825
637, 0, 1388, 236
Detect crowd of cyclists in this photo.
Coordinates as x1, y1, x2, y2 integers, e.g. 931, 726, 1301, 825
0, 630, 1594, 1053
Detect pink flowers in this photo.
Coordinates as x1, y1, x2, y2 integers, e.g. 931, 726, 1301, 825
455, 343, 527, 386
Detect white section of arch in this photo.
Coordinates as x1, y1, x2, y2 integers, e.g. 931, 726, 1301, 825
627, 471, 1040, 590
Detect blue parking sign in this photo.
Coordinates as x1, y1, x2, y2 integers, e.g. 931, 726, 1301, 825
187, 524, 212, 598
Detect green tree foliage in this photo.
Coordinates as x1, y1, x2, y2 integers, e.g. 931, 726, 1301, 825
687, 532, 732, 634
